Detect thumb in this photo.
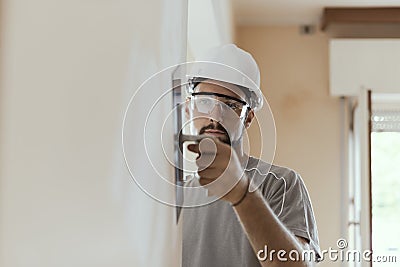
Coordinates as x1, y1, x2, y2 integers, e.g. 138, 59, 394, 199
187, 144, 200, 153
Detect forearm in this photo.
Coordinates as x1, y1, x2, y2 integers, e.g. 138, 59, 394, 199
233, 189, 312, 267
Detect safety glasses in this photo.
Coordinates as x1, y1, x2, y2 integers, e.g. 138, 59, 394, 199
189, 92, 250, 119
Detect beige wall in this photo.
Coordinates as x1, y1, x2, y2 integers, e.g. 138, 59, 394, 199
237, 26, 342, 265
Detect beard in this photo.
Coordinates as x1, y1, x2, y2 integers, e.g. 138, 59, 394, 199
199, 122, 231, 146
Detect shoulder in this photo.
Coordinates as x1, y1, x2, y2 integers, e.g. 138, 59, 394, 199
246, 156, 304, 191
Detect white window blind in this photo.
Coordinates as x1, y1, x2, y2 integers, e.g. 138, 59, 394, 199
372, 110, 400, 132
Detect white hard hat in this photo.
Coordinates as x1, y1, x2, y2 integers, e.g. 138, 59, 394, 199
187, 44, 263, 111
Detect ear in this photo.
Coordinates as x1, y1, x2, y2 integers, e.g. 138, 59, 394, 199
244, 109, 254, 128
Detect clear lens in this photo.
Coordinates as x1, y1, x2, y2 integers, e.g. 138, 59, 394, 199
190, 95, 245, 117
194, 96, 215, 114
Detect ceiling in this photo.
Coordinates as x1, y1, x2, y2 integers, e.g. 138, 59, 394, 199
232, 0, 400, 26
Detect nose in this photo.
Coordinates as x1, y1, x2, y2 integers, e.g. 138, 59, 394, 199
209, 102, 223, 122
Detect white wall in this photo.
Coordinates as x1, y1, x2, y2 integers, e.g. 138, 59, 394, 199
187, 0, 234, 60
0, 0, 186, 266
330, 39, 400, 96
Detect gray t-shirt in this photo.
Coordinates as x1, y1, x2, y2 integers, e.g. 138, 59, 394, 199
182, 156, 321, 267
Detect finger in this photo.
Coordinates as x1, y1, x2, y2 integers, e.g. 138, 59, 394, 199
187, 144, 199, 153
198, 168, 224, 180
198, 177, 214, 187
199, 138, 218, 155
188, 138, 219, 154
196, 153, 216, 170
214, 140, 231, 155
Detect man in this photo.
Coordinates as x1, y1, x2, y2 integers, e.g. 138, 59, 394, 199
182, 44, 320, 266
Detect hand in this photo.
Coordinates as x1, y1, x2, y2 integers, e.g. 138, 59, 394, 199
187, 137, 249, 204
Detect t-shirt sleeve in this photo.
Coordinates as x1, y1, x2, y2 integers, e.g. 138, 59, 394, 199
263, 169, 321, 261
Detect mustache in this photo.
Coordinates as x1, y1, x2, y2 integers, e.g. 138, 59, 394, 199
199, 122, 229, 136
199, 123, 231, 146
